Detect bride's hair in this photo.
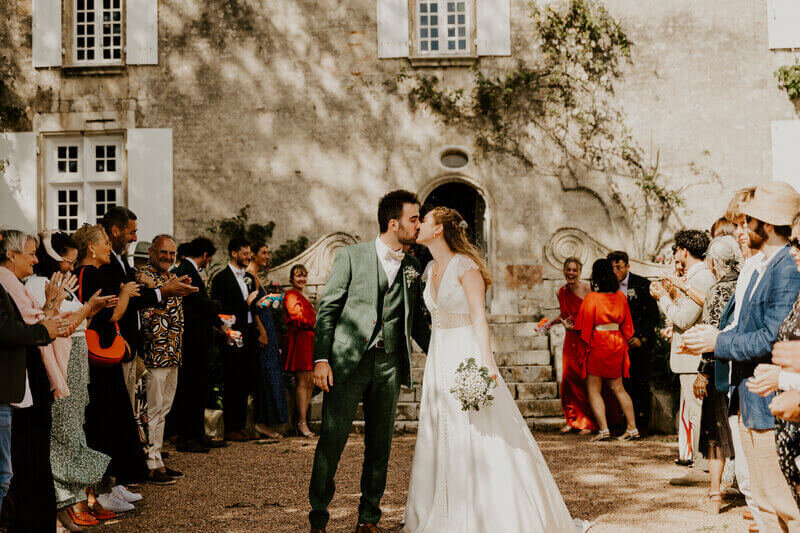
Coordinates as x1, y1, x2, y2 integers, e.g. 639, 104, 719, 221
429, 206, 492, 288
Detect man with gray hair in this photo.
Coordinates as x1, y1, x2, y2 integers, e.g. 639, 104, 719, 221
139, 234, 185, 485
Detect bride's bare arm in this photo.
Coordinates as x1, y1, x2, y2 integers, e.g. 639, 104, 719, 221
461, 268, 497, 380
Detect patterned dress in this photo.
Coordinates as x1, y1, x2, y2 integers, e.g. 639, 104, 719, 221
24, 277, 111, 509
775, 292, 800, 506
697, 274, 737, 459
139, 264, 184, 368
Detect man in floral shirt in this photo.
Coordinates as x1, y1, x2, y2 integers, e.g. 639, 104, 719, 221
140, 234, 185, 485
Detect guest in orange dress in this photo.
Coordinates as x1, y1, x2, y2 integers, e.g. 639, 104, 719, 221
575, 258, 639, 442
283, 264, 317, 438
552, 258, 596, 434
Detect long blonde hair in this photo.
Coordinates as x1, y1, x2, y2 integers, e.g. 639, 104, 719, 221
429, 206, 492, 288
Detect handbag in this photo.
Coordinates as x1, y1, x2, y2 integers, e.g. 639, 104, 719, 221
78, 267, 128, 366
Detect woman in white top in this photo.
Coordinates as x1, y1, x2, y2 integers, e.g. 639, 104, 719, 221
25, 232, 123, 530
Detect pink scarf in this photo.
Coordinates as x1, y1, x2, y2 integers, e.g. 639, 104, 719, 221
0, 266, 70, 399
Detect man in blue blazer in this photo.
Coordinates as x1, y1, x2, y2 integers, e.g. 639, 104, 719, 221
684, 181, 800, 531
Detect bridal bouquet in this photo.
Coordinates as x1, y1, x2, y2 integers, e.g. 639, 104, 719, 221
450, 358, 497, 412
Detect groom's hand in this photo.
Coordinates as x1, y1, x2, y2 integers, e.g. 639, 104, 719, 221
313, 361, 334, 392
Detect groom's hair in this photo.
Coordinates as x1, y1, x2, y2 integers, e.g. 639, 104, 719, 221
378, 190, 419, 232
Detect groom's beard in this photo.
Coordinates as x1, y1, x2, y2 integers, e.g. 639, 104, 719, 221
398, 228, 419, 246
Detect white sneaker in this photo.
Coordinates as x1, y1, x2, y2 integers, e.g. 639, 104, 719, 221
112, 484, 143, 503
97, 492, 135, 513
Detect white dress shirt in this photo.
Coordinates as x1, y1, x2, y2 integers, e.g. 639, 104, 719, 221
618, 272, 630, 295
228, 263, 253, 324
745, 245, 786, 301
374, 236, 404, 287
186, 257, 201, 275
721, 251, 764, 333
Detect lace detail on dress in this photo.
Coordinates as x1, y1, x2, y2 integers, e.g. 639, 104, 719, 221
455, 254, 480, 278
430, 307, 472, 330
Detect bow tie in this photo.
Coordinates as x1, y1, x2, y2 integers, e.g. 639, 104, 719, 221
385, 249, 405, 263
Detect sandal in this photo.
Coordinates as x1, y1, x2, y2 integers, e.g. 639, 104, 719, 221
297, 422, 315, 438
87, 500, 117, 520
66, 504, 100, 526
701, 491, 722, 514
617, 429, 640, 441
559, 424, 574, 434
590, 429, 611, 442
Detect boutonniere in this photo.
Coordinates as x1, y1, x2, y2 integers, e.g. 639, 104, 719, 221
404, 266, 419, 288
626, 288, 636, 299
244, 276, 254, 290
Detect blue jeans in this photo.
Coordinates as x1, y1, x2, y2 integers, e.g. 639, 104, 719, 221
0, 404, 12, 515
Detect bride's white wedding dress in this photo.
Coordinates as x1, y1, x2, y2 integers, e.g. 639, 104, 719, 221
403, 255, 590, 533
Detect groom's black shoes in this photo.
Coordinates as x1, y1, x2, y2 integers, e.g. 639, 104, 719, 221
355, 524, 382, 533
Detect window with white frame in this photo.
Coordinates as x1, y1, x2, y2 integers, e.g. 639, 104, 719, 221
45, 135, 124, 232
74, 0, 123, 63
415, 0, 473, 56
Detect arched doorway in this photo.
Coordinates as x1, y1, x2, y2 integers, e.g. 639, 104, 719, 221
420, 180, 488, 259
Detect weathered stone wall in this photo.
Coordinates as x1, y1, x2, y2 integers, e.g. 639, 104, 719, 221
1, 0, 797, 314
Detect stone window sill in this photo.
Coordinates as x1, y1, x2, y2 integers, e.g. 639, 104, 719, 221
61, 64, 126, 77
408, 55, 477, 68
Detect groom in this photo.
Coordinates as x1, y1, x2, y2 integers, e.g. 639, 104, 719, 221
309, 190, 431, 533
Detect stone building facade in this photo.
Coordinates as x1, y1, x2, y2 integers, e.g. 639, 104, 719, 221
2, 0, 800, 316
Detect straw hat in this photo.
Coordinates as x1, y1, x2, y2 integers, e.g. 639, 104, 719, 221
742, 181, 800, 227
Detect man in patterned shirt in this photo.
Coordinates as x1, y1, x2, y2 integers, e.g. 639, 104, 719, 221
140, 234, 185, 485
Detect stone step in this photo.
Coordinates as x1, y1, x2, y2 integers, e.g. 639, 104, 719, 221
413, 364, 555, 385
489, 322, 546, 339
499, 365, 553, 383
488, 314, 539, 323
495, 350, 551, 366
412, 349, 552, 369
525, 416, 567, 432
310, 397, 561, 421
493, 335, 549, 354
507, 382, 559, 400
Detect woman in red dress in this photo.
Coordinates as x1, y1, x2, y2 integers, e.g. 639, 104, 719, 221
551, 258, 595, 434
283, 265, 317, 438
575, 258, 639, 442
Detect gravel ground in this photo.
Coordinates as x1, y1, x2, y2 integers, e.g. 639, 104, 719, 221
94, 433, 751, 532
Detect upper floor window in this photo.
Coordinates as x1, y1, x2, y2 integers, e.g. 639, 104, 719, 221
417, 1, 471, 55
32, 0, 158, 69
45, 134, 124, 231
377, 0, 510, 64
74, 0, 123, 63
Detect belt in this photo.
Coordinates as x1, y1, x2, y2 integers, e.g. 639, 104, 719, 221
594, 323, 620, 331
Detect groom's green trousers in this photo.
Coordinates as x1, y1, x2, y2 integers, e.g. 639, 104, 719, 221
309, 348, 402, 528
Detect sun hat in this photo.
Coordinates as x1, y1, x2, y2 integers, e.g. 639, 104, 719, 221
742, 181, 800, 227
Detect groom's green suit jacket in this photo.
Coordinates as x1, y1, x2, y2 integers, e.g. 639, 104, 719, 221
313, 241, 431, 387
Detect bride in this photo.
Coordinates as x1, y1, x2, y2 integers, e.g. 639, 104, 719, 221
403, 207, 590, 532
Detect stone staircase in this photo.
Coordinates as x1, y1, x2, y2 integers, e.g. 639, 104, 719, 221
308, 315, 565, 434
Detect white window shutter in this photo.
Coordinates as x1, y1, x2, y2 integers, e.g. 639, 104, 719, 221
126, 0, 159, 65
377, 0, 409, 58
0, 133, 39, 233
477, 0, 511, 56
32, 0, 62, 68
772, 120, 800, 193
767, 0, 800, 49
126, 129, 172, 242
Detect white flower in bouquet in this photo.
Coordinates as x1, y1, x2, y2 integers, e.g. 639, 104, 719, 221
450, 357, 497, 412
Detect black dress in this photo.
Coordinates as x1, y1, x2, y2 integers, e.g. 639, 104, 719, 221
775, 293, 800, 507
698, 275, 737, 459
77, 265, 148, 484
0, 347, 56, 532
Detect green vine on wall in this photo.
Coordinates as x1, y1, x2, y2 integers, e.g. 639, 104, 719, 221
777, 61, 800, 102
398, 0, 703, 259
